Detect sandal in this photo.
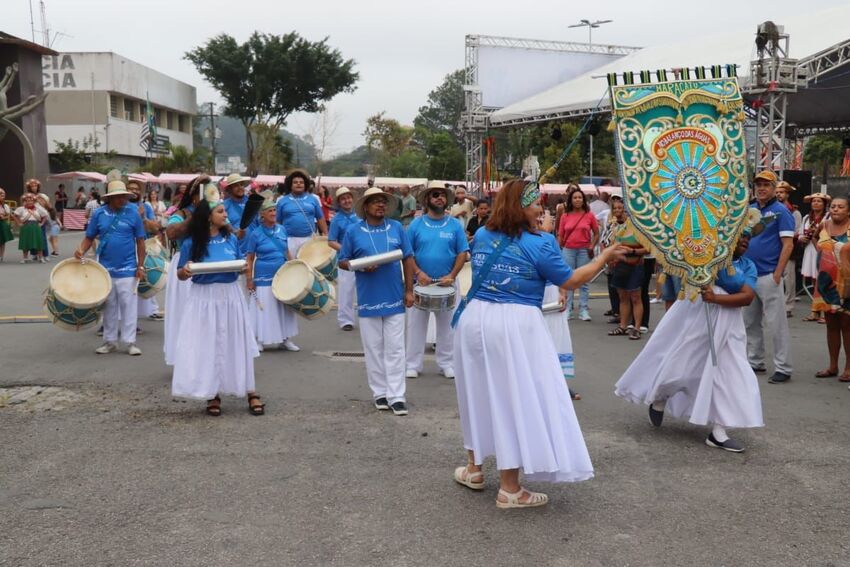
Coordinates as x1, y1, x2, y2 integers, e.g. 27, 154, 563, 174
247, 394, 265, 416
454, 465, 485, 490
608, 326, 628, 336
839, 374, 850, 383
206, 396, 221, 416
569, 388, 581, 401
802, 313, 819, 322
818, 318, 827, 324
815, 369, 838, 378
629, 328, 642, 340
495, 487, 549, 509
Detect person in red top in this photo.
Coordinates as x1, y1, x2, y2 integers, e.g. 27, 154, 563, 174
558, 187, 599, 321
318, 185, 333, 223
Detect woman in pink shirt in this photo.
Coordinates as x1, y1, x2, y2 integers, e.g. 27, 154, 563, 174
558, 187, 599, 321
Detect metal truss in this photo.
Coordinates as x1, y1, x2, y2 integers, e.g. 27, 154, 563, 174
789, 124, 850, 138
798, 38, 850, 83
468, 34, 640, 56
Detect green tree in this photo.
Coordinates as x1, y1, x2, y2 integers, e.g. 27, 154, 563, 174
251, 123, 293, 175
363, 112, 415, 175
185, 32, 358, 175
386, 148, 429, 178
147, 145, 208, 175
423, 130, 465, 180
804, 135, 844, 177
414, 69, 465, 146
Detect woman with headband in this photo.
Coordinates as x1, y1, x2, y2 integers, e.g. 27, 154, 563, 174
451, 179, 628, 509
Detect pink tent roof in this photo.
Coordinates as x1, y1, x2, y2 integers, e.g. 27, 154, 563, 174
157, 173, 222, 184
47, 171, 106, 182
315, 176, 370, 188
253, 175, 287, 186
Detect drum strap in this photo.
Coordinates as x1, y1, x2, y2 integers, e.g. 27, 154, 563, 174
97, 211, 124, 255
451, 237, 512, 328
262, 227, 287, 256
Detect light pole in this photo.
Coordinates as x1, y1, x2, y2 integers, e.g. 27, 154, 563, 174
568, 19, 612, 181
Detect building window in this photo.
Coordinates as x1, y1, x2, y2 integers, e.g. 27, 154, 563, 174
178, 114, 188, 133
155, 108, 163, 128
166, 111, 174, 130
138, 102, 147, 123
123, 99, 136, 121
110, 95, 120, 118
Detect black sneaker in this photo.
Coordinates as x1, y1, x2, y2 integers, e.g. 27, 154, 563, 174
342, 324, 354, 331
374, 397, 390, 410
750, 365, 767, 374
705, 433, 745, 453
390, 401, 408, 416
768, 372, 791, 384
648, 404, 664, 427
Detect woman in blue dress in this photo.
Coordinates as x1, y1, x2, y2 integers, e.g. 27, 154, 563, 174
452, 179, 628, 508
172, 190, 262, 416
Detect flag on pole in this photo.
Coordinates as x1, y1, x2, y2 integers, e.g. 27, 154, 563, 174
139, 94, 156, 151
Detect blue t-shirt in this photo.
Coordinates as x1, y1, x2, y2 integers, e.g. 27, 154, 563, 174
470, 229, 573, 307
276, 193, 323, 238
407, 215, 469, 279
223, 195, 247, 227
744, 199, 796, 276
338, 219, 413, 318
178, 233, 243, 284
328, 209, 360, 245
85, 203, 145, 278
244, 224, 288, 286
716, 256, 758, 294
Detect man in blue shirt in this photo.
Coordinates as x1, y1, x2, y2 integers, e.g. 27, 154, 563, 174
327, 187, 360, 331
743, 170, 795, 383
405, 181, 469, 379
339, 187, 415, 416
221, 173, 254, 249
127, 179, 163, 321
275, 169, 327, 257
75, 179, 146, 356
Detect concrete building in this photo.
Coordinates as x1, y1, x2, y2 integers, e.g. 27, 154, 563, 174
43, 52, 196, 169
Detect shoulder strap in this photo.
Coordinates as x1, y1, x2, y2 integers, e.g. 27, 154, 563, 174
98, 209, 125, 253
262, 226, 287, 256
451, 236, 512, 328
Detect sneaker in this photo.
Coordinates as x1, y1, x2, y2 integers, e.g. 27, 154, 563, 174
750, 365, 766, 374
579, 310, 591, 322
148, 313, 164, 320
768, 372, 791, 384
705, 433, 745, 453
639, 326, 649, 334
51, 252, 59, 256
127, 344, 142, 356
341, 324, 354, 331
405, 369, 419, 379
648, 404, 664, 427
567, 309, 575, 321
39, 258, 46, 263
650, 297, 662, 304
282, 339, 301, 352
390, 401, 408, 416
96, 326, 104, 337
374, 397, 390, 410
135, 327, 144, 336
95, 343, 117, 354
20, 259, 28, 264
440, 367, 455, 379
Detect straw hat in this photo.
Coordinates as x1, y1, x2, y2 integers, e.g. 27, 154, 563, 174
103, 180, 132, 198
419, 180, 455, 207
223, 173, 252, 188
355, 187, 399, 218
804, 192, 832, 203
753, 170, 778, 185
776, 180, 796, 191
335, 186, 353, 203
260, 199, 276, 212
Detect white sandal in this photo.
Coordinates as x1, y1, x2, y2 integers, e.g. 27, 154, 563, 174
453, 465, 485, 490
495, 487, 549, 509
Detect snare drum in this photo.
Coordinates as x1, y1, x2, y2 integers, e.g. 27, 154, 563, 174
413, 285, 457, 312
271, 260, 335, 320
45, 259, 112, 331
297, 237, 338, 282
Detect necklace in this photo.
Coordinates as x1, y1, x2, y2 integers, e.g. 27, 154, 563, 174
423, 215, 449, 229
365, 221, 390, 255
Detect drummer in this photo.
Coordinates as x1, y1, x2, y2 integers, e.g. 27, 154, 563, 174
405, 181, 469, 379
276, 169, 327, 257
74, 178, 146, 356
338, 187, 415, 416
127, 179, 163, 321
327, 187, 360, 331
245, 199, 301, 352
221, 173, 255, 250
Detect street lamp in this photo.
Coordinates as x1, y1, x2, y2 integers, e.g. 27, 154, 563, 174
568, 19, 612, 181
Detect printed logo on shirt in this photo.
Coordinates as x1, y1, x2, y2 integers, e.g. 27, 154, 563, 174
359, 299, 404, 311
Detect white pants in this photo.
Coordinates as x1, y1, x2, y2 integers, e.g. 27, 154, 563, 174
360, 314, 406, 403
783, 259, 796, 313
336, 268, 357, 328
743, 274, 793, 375
104, 277, 138, 345
406, 306, 454, 373
288, 235, 312, 258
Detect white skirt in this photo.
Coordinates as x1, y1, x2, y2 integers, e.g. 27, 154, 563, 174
454, 300, 593, 483
614, 288, 764, 429
164, 250, 192, 365
801, 242, 818, 278
247, 285, 299, 345
543, 285, 574, 379
171, 282, 260, 400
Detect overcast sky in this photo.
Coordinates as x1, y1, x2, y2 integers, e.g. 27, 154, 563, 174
5, 0, 848, 157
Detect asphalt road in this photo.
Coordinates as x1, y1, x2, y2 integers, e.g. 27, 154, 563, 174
1, 233, 849, 567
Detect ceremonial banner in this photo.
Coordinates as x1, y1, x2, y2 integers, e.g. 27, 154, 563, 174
609, 74, 749, 295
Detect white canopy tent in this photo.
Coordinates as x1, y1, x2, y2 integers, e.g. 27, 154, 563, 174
490, 5, 850, 128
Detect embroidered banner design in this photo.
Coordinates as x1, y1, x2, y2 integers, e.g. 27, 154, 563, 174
609, 74, 749, 293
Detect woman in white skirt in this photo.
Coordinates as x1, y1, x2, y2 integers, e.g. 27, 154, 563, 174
245, 199, 300, 351
163, 177, 204, 365
798, 193, 830, 323
452, 179, 628, 508
172, 189, 262, 416
614, 233, 763, 452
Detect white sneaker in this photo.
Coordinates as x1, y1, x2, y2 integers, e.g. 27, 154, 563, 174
282, 339, 300, 352
579, 310, 591, 322
440, 367, 455, 379
405, 369, 419, 379
95, 343, 117, 354
650, 297, 662, 304
127, 344, 142, 356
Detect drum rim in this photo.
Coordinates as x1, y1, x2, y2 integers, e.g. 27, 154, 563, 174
272, 260, 318, 304
49, 258, 113, 309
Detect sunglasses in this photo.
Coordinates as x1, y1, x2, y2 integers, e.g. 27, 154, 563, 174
430, 192, 447, 199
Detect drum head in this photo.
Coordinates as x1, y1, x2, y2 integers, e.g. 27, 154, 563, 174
297, 237, 336, 266
414, 285, 455, 297
457, 263, 472, 296
50, 259, 112, 309
272, 260, 313, 303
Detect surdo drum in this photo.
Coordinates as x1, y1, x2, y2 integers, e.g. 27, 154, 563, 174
413, 285, 457, 312
271, 260, 335, 320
